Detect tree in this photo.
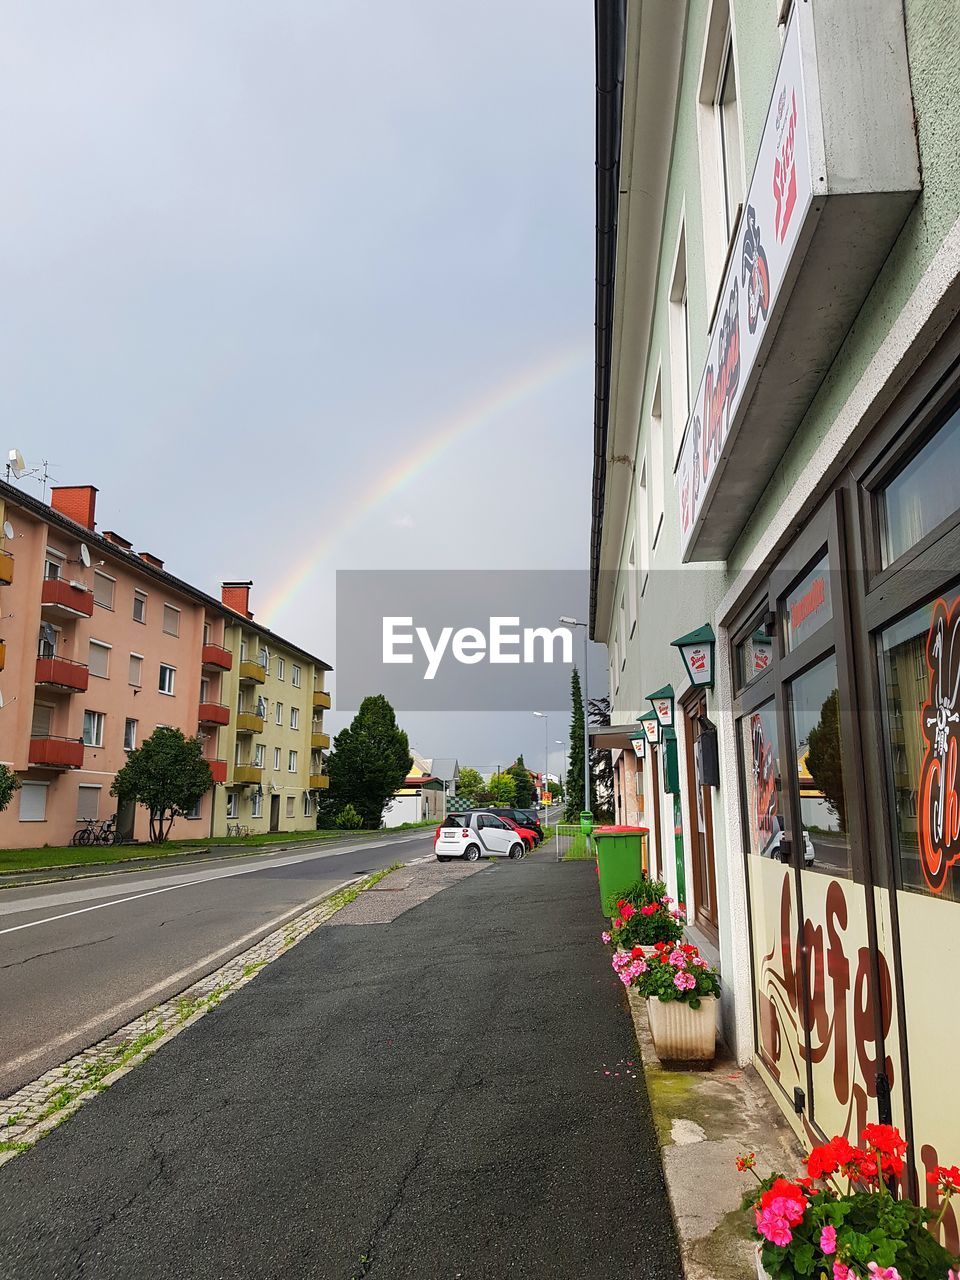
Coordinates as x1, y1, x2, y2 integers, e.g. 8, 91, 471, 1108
0, 764, 21, 813
508, 756, 535, 808
565, 667, 586, 821
111, 727, 212, 843
485, 772, 517, 805
805, 690, 847, 832
589, 695, 615, 822
457, 767, 485, 804
326, 694, 413, 828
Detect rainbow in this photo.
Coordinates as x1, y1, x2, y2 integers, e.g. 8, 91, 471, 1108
260, 339, 592, 625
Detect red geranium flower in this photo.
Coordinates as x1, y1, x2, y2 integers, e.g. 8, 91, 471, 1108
630, 946, 645, 959
620, 902, 636, 921
861, 1124, 908, 1159
927, 1165, 960, 1196
806, 1135, 859, 1180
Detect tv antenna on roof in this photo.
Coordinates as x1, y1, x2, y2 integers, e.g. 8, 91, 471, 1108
5, 449, 52, 500
6, 450, 25, 481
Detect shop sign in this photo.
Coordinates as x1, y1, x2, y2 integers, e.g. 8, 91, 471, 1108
630, 734, 646, 759
784, 557, 833, 651
919, 596, 960, 893
676, 5, 812, 559
672, 624, 716, 688
648, 685, 675, 729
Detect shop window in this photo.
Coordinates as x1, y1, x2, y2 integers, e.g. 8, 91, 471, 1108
783, 555, 833, 651
736, 621, 774, 691
879, 402, 960, 567
788, 654, 851, 877
880, 592, 960, 902
739, 700, 781, 859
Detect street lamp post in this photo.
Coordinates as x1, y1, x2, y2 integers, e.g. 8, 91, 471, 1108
533, 711, 548, 809
560, 616, 591, 821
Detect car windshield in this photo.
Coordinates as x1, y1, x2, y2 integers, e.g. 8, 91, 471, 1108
442, 816, 467, 828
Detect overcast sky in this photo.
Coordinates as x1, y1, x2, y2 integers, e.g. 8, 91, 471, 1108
1, 1, 605, 780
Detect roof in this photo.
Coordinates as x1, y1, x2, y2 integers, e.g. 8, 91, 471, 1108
429, 758, 459, 782
1, 478, 332, 671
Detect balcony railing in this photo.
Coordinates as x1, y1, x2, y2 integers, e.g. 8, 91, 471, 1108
236, 711, 265, 734
0, 550, 13, 586
198, 701, 231, 726
238, 660, 266, 684
40, 578, 94, 618
233, 764, 263, 785
311, 730, 330, 751
201, 643, 233, 671
28, 735, 84, 769
309, 773, 329, 790
207, 759, 228, 785
313, 689, 331, 710
35, 655, 90, 693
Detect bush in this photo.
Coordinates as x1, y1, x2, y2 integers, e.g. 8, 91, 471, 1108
619, 877, 668, 908
604, 894, 684, 947
334, 804, 363, 829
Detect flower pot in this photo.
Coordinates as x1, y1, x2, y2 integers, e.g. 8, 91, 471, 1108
646, 994, 718, 1062
755, 1245, 771, 1280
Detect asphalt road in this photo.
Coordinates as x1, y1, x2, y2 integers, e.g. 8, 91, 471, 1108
0, 828, 436, 1097
0, 854, 682, 1279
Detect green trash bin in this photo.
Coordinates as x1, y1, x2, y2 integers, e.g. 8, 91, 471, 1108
593, 825, 648, 917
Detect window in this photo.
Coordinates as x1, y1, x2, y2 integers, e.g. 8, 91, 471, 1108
636, 457, 650, 589
19, 782, 48, 822
129, 653, 143, 688
38, 625, 58, 659
76, 785, 101, 821
277, 657, 285, 681
93, 572, 116, 609
250, 790, 263, 819
133, 591, 147, 623
650, 370, 664, 546
669, 221, 691, 459
159, 664, 176, 695
226, 792, 238, 819
185, 798, 202, 820
162, 604, 180, 637
627, 539, 638, 637
44, 553, 63, 580
618, 595, 627, 672
290, 707, 299, 730
717, 31, 743, 244
783, 556, 833, 651
274, 747, 281, 771
203, 621, 211, 645
276, 701, 283, 726
735, 624, 773, 690
124, 718, 138, 752
789, 654, 850, 877
288, 750, 298, 773
88, 640, 110, 679
879, 402, 960, 567
254, 743, 266, 768
303, 791, 315, 818
292, 664, 301, 688
83, 711, 105, 748
286, 796, 295, 819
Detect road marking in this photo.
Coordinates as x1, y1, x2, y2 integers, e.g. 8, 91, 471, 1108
0, 878, 359, 1078
0, 833, 433, 921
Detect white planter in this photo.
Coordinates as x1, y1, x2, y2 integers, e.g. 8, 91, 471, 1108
646, 994, 718, 1062
755, 1245, 771, 1280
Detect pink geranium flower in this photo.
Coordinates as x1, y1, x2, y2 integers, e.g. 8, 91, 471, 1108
755, 1205, 793, 1247
673, 971, 696, 992
866, 1266, 901, 1280
819, 1225, 837, 1255
833, 1265, 858, 1280
668, 948, 686, 967
601, 931, 611, 944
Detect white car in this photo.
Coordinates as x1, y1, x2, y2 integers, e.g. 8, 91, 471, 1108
765, 817, 815, 866
435, 812, 526, 862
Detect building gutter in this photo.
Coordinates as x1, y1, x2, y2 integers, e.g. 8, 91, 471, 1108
589, 0, 626, 638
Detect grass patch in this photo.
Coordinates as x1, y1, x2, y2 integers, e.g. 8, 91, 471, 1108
562, 832, 595, 861
0, 1140, 30, 1154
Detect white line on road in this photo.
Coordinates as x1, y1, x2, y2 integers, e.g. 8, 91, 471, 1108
0, 878, 358, 1079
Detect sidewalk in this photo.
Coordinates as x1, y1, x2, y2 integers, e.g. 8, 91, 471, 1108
0, 853, 683, 1279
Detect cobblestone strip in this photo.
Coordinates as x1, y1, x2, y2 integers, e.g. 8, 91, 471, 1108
0, 864, 401, 1167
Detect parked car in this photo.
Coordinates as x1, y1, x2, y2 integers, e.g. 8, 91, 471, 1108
763, 816, 815, 866
434, 812, 526, 862
486, 807, 543, 844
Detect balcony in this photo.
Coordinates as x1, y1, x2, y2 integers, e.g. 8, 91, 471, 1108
0, 550, 13, 586
311, 730, 330, 750
236, 711, 265, 734
313, 689, 331, 710
40, 577, 94, 619
35, 655, 90, 693
207, 759, 228, 785
309, 773, 329, 790
28, 735, 84, 769
198, 701, 231, 726
233, 764, 263, 785
201, 643, 233, 672
238, 660, 266, 684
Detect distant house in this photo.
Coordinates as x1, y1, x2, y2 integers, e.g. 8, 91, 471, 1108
427, 758, 460, 801
382, 751, 445, 828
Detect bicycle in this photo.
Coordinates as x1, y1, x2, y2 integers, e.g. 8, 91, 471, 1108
227, 822, 250, 839
71, 818, 97, 847
70, 815, 117, 847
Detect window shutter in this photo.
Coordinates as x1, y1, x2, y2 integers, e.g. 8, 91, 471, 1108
76, 786, 101, 821
93, 573, 115, 607
129, 654, 142, 686
19, 783, 48, 822
88, 641, 110, 678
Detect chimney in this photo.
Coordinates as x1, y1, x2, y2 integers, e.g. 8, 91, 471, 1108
138, 551, 164, 570
222, 580, 254, 619
50, 486, 98, 530
103, 531, 133, 551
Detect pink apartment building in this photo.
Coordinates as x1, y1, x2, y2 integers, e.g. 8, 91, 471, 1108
0, 482, 235, 847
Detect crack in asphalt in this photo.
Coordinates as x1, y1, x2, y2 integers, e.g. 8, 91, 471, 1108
0, 935, 116, 971
68, 1138, 172, 1278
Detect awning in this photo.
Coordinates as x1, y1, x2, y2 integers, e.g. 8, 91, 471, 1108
589, 723, 646, 752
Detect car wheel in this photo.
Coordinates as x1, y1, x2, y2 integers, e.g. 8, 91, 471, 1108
436, 855, 451, 862
463, 844, 481, 862
509, 842, 524, 860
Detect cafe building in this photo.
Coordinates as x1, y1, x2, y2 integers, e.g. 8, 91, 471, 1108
590, 0, 960, 1242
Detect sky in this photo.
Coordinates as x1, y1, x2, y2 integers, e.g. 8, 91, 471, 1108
0, 1, 606, 782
